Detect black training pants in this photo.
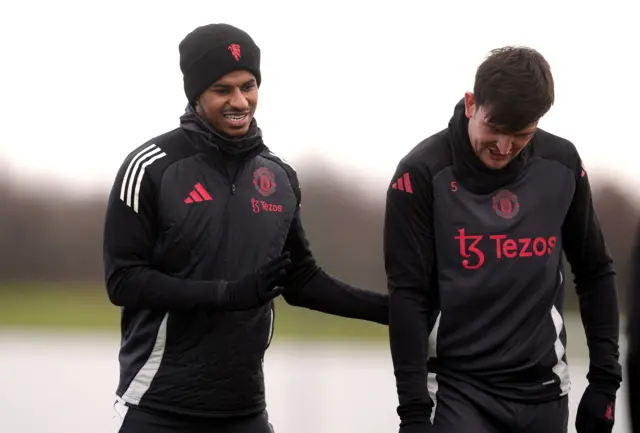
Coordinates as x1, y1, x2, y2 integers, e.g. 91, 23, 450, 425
112, 400, 274, 433
429, 374, 569, 433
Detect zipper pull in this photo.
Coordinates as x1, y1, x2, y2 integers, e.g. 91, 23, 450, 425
231, 184, 236, 194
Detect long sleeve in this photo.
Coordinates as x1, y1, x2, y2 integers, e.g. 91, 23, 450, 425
560, 157, 622, 390
383, 163, 435, 426
103, 151, 228, 311
280, 190, 388, 325
628, 224, 640, 431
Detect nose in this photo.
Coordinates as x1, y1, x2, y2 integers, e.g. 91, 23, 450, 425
496, 135, 512, 155
229, 88, 249, 111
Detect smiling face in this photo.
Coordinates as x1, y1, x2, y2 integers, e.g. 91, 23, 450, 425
195, 70, 258, 137
464, 92, 538, 170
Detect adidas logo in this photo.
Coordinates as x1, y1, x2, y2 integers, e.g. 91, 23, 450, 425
391, 172, 413, 194
184, 183, 212, 203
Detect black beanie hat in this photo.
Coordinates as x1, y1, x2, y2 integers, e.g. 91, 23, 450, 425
179, 23, 261, 104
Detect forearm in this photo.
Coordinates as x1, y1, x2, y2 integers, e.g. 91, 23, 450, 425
107, 266, 227, 310
389, 287, 432, 425
283, 268, 388, 325
382, 162, 435, 425
281, 204, 388, 324
576, 273, 622, 387
560, 156, 622, 389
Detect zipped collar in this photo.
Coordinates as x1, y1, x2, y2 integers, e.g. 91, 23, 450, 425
180, 104, 266, 157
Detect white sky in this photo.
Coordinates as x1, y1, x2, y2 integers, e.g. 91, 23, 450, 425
0, 0, 638, 201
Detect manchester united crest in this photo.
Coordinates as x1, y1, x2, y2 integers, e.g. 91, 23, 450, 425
253, 167, 276, 197
228, 44, 241, 61
492, 190, 520, 220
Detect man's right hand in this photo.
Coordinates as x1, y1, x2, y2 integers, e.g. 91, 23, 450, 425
224, 252, 291, 309
399, 422, 433, 433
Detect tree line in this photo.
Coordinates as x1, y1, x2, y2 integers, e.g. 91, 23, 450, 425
0, 160, 637, 312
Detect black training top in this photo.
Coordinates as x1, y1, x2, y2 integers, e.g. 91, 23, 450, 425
103, 108, 388, 419
384, 99, 622, 426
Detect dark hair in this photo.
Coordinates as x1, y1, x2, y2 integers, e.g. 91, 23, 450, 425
473, 46, 555, 132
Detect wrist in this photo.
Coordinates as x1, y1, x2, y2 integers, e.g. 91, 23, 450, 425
399, 414, 433, 427
209, 280, 233, 308
587, 373, 620, 390
588, 382, 618, 395
399, 420, 433, 433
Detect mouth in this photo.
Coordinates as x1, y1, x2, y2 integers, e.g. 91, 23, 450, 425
223, 112, 250, 127
488, 148, 509, 157
486, 149, 511, 164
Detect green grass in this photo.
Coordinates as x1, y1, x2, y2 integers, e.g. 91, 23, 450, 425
0, 284, 591, 356
0, 283, 389, 342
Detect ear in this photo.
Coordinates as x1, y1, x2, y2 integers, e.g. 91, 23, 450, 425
464, 92, 476, 119
195, 99, 204, 116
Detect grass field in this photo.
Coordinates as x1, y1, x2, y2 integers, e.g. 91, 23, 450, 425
0, 283, 389, 341
0, 283, 595, 356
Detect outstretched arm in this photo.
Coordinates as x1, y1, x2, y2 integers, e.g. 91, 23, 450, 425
280, 195, 388, 325
384, 163, 436, 429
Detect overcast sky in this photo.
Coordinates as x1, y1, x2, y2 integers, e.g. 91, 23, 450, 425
1, 0, 637, 201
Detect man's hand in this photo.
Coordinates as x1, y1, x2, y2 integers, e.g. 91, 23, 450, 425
399, 421, 433, 433
575, 383, 617, 433
224, 252, 291, 309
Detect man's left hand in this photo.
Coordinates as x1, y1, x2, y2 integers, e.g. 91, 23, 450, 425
575, 383, 617, 433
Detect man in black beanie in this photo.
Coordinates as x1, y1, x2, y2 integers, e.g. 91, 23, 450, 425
179, 23, 262, 137
103, 23, 389, 433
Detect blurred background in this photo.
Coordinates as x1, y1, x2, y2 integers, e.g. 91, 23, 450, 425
0, 1, 638, 432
